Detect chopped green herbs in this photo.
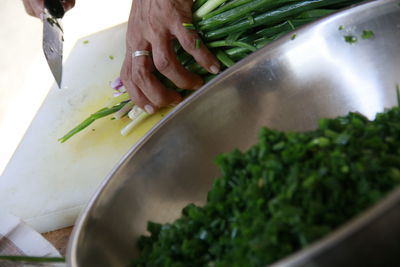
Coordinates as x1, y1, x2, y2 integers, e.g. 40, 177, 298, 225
338, 25, 344, 30
83, 40, 89, 44
182, 23, 196, 30
291, 33, 297, 40
132, 105, 400, 266
195, 39, 202, 49
109, 55, 114, 60
288, 20, 295, 30
0, 256, 65, 263
397, 84, 400, 106
344, 35, 357, 44
362, 30, 375, 40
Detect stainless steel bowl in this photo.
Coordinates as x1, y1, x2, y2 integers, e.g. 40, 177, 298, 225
68, 0, 400, 266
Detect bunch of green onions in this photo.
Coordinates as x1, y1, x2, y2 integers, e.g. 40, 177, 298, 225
59, 0, 365, 143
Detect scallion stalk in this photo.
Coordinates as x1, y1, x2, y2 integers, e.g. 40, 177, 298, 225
121, 112, 150, 136
0, 256, 65, 263
194, 0, 228, 20
114, 101, 135, 120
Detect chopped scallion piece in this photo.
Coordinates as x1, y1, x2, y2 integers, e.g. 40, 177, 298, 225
361, 30, 375, 40
182, 23, 196, 30
195, 39, 202, 49
344, 35, 357, 44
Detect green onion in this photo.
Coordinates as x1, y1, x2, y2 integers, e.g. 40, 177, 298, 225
207, 40, 257, 52
60, 0, 367, 142
58, 101, 128, 143
361, 30, 375, 40
193, 0, 209, 11
106, 93, 130, 108
215, 49, 235, 67
182, 23, 196, 30
194, 0, 228, 20
195, 39, 202, 49
344, 35, 357, 44
0, 256, 65, 263
202, 0, 254, 20
121, 111, 150, 136
204, 0, 356, 40
198, 0, 296, 31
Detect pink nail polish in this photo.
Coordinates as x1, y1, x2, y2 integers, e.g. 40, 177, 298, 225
144, 104, 155, 114
210, 65, 220, 74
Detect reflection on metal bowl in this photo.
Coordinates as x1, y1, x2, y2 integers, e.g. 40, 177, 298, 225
68, 0, 400, 266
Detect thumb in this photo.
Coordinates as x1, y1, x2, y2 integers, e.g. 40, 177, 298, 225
62, 0, 75, 12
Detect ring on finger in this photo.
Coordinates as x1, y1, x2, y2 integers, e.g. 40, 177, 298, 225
132, 50, 151, 57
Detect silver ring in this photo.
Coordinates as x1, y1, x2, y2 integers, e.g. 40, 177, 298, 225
132, 50, 151, 57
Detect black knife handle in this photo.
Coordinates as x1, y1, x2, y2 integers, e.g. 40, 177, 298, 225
44, 0, 65, 18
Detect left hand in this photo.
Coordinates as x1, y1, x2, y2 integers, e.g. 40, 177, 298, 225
22, 0, 75, 18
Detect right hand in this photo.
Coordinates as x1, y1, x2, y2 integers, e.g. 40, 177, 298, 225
120, 0, 220, 114
22, 0, 75, 18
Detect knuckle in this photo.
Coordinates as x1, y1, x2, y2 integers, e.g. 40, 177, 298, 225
132, 68, 147, 87
180, 36, 194, 50
120, 67, 129, 81
153, 95, 169, 107
154, 56, 171, 73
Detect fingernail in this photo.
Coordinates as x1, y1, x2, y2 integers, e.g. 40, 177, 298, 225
144, 104, 155, 114
210, 65, 220, 74
39, 12, 44, 21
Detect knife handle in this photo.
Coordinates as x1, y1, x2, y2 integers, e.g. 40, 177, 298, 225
44, 0, 65, 18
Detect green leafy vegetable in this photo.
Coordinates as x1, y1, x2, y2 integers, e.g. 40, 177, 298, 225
182, 23, 196, 30
195, 39, 202, 49
0, 256, 65, 263
132, 105, 400, 266
361, 30, 375, 40
58, 101, 128, 143
344, 35, 357, 44
60, 0, 366, 141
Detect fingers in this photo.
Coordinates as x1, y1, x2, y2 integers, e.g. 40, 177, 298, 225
23, 0, 75, 18
131, 51, 182, 110
22, 0, 43, 18
172, 22, 220, 75
121, 44, 182, 113
152, 36, 203, 90
63, 0, 76, 12
121, 49, 154, 112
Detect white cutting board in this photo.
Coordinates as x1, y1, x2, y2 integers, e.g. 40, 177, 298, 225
0, 23, 170, 233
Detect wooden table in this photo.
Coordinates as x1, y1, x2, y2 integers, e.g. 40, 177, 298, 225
42, 227, 73, 256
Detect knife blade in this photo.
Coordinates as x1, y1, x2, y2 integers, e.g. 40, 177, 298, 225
43, 0, 65, 88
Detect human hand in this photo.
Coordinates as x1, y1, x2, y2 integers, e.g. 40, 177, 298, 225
22, 0, 75, 18
120, 0, 220, 114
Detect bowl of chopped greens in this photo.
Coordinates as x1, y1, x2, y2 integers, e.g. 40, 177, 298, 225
67, 0, 400, 266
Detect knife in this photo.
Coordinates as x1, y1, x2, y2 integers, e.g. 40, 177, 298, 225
43, 0, 65, 88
